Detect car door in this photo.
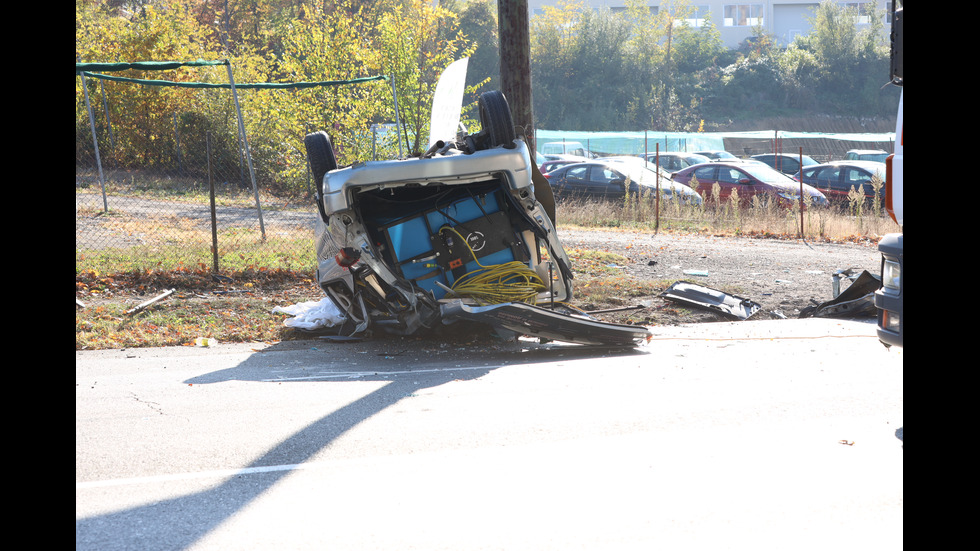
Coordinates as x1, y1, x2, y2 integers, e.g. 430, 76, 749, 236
842, 166, 874, 197
715, 166, 748, 202
690, 165, 717, 197
558, 165, 591, 197
588, 165, 627, 198
810, 166, 843, 199
657, 155, 681, 172
776, 156, 800, 174
754, 155, 776, 171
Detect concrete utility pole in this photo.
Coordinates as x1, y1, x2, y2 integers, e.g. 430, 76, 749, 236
497, 0, 534, 153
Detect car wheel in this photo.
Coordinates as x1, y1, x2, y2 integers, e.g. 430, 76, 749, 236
304, 131, 338, 188
478, 90, 516, 148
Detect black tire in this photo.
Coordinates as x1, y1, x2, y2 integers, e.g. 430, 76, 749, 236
478, 90, 516, 148
304, 131, 338, 189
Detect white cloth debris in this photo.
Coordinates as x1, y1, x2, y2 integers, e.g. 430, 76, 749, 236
272, 298, 345, 330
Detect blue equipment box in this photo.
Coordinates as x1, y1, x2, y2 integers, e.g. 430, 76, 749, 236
380, 190, 519, 299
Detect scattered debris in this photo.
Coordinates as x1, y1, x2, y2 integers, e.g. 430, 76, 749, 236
125, 288, 175, 315
659, 281, 761, 320
441, 301, 651, 347
800, 270, 880, 319
272, 297, 346, 330
583, 305, 646, 315
831, 267, 862, 298
318, 335, 364, 343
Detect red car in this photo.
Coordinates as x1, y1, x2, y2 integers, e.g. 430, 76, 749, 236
672, 161, 829, 208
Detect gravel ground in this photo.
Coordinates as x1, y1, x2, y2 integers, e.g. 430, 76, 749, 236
554, 228, 882, 326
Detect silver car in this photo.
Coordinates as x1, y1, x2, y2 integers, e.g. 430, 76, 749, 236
305, 90, 649, 346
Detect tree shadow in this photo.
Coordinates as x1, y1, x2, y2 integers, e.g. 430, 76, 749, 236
76, 325, 646, 550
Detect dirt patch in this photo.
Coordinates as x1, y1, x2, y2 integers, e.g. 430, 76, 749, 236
554, 228, 882, 327
76, 230, 883, 348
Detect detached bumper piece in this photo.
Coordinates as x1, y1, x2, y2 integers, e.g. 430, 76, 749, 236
659, 281, 761, 320
802, 270, 881, 319
441, 301, 652, 347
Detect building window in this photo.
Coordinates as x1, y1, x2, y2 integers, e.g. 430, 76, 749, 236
682, 5, 711, 27
841, 2, 872, 25
660, 3, 711, 28
723, 4, 764, 27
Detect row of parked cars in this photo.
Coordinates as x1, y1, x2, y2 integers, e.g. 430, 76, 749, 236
537, 144, 888, 208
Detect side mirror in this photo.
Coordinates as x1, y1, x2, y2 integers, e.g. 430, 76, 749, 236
738, 178, 753, 185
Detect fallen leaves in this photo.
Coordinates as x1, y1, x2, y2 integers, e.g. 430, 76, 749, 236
76, 268, 319, 350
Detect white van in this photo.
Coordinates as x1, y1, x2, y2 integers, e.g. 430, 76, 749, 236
845, 149, 889, 163
540, 141, 595, 158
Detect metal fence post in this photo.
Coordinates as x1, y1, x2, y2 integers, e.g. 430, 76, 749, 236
80, 71, 109, 213
173, 111, 184, 175
655, 142, 660, 232
225, 60, 266, 240
99, 79, 115, 150
799, 146, 805, 240
208, 131, 219, 272
390, 74, 404, 158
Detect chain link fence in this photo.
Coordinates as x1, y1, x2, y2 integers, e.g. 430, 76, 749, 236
77, 63, 895, 276
75, 63, 399, 275
535, 128, 895, 163
75, 110, 319, 275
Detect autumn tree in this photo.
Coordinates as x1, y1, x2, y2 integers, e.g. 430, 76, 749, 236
375, 0, 477, 155
76, 0, 222, 170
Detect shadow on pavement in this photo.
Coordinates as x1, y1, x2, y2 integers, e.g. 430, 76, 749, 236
76, 323, 646, 550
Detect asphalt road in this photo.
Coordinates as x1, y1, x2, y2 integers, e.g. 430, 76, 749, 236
76, 318, 902, 551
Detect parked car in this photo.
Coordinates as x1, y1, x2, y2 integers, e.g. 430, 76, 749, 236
540, 141, 597, 158
543, 160, 703, 205
539, 158, 582, 174
535, 150, 547, 168
751, 153, 819, 175
643, 152, 710, 173
844, 149, 889, 163
541, 153, 590, 162
672, 161, 828, 208
597, 156, 679, 183
794, 161, 887, 203
693, 150, 738, 161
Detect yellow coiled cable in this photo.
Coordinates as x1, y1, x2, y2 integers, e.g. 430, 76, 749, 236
439, 226, 546, 305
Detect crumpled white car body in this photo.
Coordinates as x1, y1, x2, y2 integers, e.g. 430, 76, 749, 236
305, 89, 649, 346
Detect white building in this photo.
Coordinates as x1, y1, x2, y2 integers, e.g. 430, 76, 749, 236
526, 1, 894, 48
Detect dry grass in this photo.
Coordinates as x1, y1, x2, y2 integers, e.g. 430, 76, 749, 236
76, 184, 897, 349
554, 188, 897, 242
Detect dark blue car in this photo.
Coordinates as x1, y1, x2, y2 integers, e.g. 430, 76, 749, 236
795, 161, 887, 204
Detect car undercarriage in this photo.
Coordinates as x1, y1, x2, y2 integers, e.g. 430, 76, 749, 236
305, 89, 650, 347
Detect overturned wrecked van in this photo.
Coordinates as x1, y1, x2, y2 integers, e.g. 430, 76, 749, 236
304, 88, 649, 347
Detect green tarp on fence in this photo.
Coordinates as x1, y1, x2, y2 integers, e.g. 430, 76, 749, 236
76, 60, 387, 89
